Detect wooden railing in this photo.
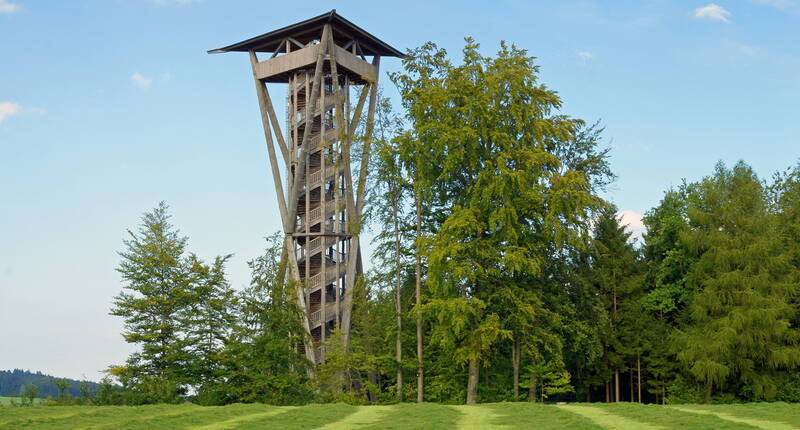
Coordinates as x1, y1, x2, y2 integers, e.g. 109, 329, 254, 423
309, 302, 339, 325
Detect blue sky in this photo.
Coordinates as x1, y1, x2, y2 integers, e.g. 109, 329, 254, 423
1, 0, 798, 381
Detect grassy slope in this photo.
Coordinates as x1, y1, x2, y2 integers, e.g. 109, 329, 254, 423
0, 402, 799, 429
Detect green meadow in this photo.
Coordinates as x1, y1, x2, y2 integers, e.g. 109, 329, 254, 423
1, 402, 799, 429
0, 397, 41, 406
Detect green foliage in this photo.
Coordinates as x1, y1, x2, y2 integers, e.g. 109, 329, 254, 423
97, 39, 800, 406
391, 37, 611, 402
673, 162, 800, 400
210, 232, 313, 406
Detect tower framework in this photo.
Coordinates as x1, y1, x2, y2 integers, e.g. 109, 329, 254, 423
210, 11, 403, 365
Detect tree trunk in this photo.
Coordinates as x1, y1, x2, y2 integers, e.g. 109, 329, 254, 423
705, 380, 712, 402
512, 337, 520, 400
367, 371, 378, 403
637, 354, 641, 403
615, 371, 620, 402
415, 191, 424, 403
528, 374, 536, 402
466, 357, 479, 404
629, 367, 633, 403
393, 193, 403, 402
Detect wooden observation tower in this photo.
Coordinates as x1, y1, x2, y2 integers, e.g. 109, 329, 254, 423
210, 11, 403, 365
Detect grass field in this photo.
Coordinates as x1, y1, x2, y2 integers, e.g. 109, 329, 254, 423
1, 402, 799, 429
0, 396, 42, 406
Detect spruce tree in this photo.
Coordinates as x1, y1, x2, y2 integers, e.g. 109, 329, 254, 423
674, 162, 800, 400
111, 202, 192, 396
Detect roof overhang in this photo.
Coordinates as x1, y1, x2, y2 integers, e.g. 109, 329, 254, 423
208, 10, 404, 58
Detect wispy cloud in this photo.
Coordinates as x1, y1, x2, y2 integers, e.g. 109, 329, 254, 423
577, 50, 593, 65
131, 72, 153, 89
159, 72, 172, 83
0, 102, 45, 122
0, 0, 21, 13
616, 210, 647, 242
0, 102, 21, 121
693, 4, 732, 22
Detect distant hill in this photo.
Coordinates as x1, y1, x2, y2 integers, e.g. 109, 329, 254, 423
0, 369, 98, 398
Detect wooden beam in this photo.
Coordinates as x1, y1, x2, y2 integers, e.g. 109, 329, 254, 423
287, 37, 305, 49
271, 39, 286, 58
249, 50, 290, 231
287, 24, 330, 232
260, 84, 290, 166
356, 56, 381, 215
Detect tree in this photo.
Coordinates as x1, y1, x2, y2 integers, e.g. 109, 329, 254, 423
111, 202, 192, 395
55, 379, 70, 404
582, 207, 643, 402
674, 162, 800, 400
211, 232, 313, 405
21, 384, 39, 405
111, 202, 235, 401
368, 95, 412, 401
183, 253, 236, 391
393, 39, 609, 403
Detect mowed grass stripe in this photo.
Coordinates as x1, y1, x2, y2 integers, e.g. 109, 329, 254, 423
314, 405, 393, 430
450, 405, 511, 430
0, 406, 105, 425
558, 405, 664, 430
670, 406, 799, 430
487, 403, 604, 430
678, 403, 800, 428
360, 403, 462, 430
88, 404, 204, 429
189, 407, 290, 430
207, 403, 358, 430
105, 403, 269, 430
593, 403, 761, 429
0, 404, 193, 430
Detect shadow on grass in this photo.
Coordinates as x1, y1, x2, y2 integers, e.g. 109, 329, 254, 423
231, 403, 358, 430
682, 403, 800, 428
487, 402, 605, 430
596, 403, 762, 430
359, 403, 463, 430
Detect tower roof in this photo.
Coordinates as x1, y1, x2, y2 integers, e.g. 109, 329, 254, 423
208, 10, 404, 58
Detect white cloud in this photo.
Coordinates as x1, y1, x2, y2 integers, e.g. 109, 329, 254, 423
616, 210, 647, 242
131, 72, 153, 89
0, 102, 45, 122
693, 4, 732, 22
159, 72, 172, 83
0, 102, 22, 121
0, 0, 21, 13
577, 50, 593, 65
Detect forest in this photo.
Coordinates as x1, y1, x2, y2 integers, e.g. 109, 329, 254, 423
101, 40, 800, 407
0, 369, 97, 400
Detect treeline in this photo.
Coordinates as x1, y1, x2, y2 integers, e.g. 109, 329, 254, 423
104, 39, 800, 406
0, 369, 98, 400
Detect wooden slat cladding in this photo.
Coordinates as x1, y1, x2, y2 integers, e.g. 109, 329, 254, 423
254, 43, 376, 84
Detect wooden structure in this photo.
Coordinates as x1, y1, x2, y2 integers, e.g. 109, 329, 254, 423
209, 11, 403, 365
